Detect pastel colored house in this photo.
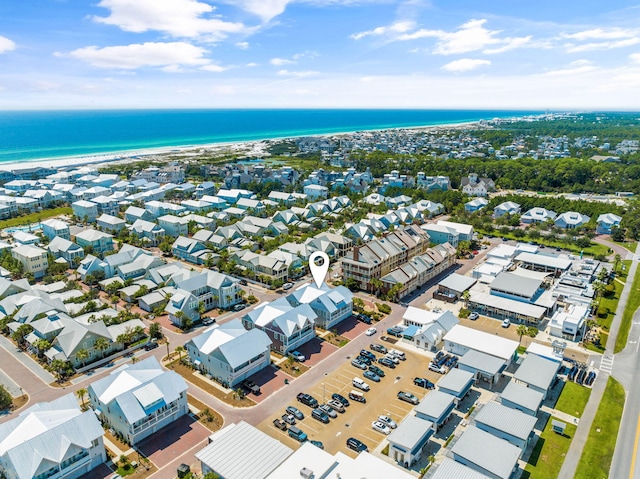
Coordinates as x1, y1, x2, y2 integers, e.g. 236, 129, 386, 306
596, 213, 622, 234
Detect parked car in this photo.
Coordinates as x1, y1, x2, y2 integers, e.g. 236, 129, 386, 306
239, 279, 248, 286
286, 406, 304, 420
356, 355, 372, 366
468, 312, 479, 320
372, 420, 391, 435
346, 437, 368, 452
352, 377, 370, 391
370, 343, 387, 354
283, 282, 294, 290
144, 340, 159, 351
319, 404, 338, 418
327, 399, 346, 413
369, 365, 385, 378
384, 353, 399, 365
378, 357, 396, 369
348, 390, 366, 403
386, 326, 404, 337
351, 358, 368, 370
360, 350, 377, 361
397, 391, 419, 405
357, 314, 372, 324
363, 370, 381, 382
310, 440, 324, 449
241, 379, 260, 395
428, 363, 446, 374
501, 319, 511, 328
288, 426, 307, 442
365, 327, 377, 336
332, 393, 350, 407
291, 350, 306, 361
296, 393, 318, 408
413, 377, 435, 389
281, 413, 296, 425
377, 415, 397, 429
273, 418, 287, 431
311, 408, 330, 424
232, 303, 246, 312
389, 349, 405, 361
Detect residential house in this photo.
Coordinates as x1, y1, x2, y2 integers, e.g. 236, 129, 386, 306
554, 211, 590, 229
11, 244, 48, 279
422, 223, 460, 247
287, 284, 354, 330
72, 200, 99, 223
41, 218, 71, 241
493, 201, 521, 219
130, 219, 165, 246
124, 206, 154, 223
465, 198, 489, 213
596, 213, 622, 235
242, 297, 316, 355
461, 173, 495, 197
185, 319, 272, 388
303, 184, 329, 199
91, 196, 119, 217
158, 215, 189, 238
171, 236, 213, 265
75, 229, 114, 255
0, 394, 106, 479
194, 181, 216, 199
520, 207, 557, 224
48, 237, 85, 265
233, 250, 288, 284
87, 357, 188, 445
96, 213, 126, 233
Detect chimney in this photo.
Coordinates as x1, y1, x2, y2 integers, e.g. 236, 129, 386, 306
353, 246, 360, 261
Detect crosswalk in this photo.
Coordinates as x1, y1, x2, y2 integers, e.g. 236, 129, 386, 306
600, 354, 614, 374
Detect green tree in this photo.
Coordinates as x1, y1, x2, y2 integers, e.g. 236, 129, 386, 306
76, 387, 87, 408
148, 322, 162, 340
12, 324, 33, 348
33, 338, 51, 358
516, 324, 528, 344
0, 385, 13, 410
175, 345, 185, 362
94, 337, 110, 359
76, 348, 89, 367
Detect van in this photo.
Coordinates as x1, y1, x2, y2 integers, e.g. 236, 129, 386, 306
389, 349, 406, 360
348, 390, 366, 403
352, 377, 370, 391
288, 426, 308, 442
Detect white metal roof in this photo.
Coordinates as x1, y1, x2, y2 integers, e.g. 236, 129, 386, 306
515, 252, 572, 270
444, 325, 519, 361
469, 291, 547, 320
474, 401, 537, 441
451, 426, 521, 479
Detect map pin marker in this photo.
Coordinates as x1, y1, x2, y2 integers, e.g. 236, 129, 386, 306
309, 251, 330, 288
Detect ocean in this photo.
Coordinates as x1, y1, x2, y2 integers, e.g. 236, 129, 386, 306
0, 109, 542, 163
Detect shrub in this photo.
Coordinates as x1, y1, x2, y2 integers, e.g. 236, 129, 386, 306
376, 303, 392, 314
458, 308, 470, 318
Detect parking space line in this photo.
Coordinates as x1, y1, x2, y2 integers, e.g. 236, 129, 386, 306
304, 423, 319, 434
360, 432, 380, 443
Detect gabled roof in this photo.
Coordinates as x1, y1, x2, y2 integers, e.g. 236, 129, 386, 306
474, 401, 537, 441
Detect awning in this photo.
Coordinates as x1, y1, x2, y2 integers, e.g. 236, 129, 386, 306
94, 409, 102, 415
193, 359, 202, 366
402, 325, 420, 339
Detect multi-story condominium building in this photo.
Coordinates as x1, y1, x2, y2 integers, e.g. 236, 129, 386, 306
75, 229, 114, 255
0, 394, 106, 479
158, 214, 189, 237
11, 244, 48, 279
341, 225, 431, 292
87, 357, 188, 445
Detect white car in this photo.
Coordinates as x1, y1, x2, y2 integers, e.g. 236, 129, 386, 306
371, 421, 391, 435
365, 327, 377, 336
501, 319, 511, 328
377, 415, 397, 429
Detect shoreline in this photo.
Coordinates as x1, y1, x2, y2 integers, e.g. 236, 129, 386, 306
0, 118, 491, 172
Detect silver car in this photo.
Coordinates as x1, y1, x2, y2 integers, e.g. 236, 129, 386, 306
319, 404, 338, 418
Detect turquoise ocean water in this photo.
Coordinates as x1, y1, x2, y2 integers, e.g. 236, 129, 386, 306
0, 109, 542, 163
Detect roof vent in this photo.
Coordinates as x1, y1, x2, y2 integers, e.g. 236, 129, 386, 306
300, 467, 314, 479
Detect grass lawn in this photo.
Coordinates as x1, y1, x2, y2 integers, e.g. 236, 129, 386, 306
574, 376, 625, 479
522, 416, 577, 479
614, 240, 638, 252
615, 261, 640, 353
554, 381, 592, 418
0, 206, 72, 230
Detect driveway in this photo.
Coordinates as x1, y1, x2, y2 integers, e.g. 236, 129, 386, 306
296, 338, 338, 367
244, 366, 293, 403
336, 316, 371, 340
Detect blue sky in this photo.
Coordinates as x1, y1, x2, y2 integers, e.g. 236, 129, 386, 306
1, 0, 640, 109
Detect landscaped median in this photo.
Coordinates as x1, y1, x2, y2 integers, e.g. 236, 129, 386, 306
574, 376, 625, 479
615, 260, 640, 353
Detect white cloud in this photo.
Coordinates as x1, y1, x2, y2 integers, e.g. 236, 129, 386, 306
277, 69, 318, 77
354, 18, 531, 56
236, 42, 250, 50
92, 0, 250, 40
65, 42, 211, 70
544, 60, 598, 76
246, 62, 259, 67
351, 21, 415, 40
562, 28, 639, 41
565, 38, 640, 53
270, 57, 294, 66
0, 35, 16, 54
232, 0, 290, 23
631, 53, 640, 64
201, 64, 227, 72
441, 58, 490, 72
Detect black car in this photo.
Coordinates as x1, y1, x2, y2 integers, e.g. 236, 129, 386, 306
386, 326, 404, 337
346, 437, 368, 452
239, 279, 248, 285
297, 393, 319, 408
413, 377, 435, 389
310, 440, 324, 449
144, 340, 159, 351
331, 393, 350, 407
359, 350, 377, 361
370, 343, 388, 354
369, 365, 385, 378
378, 357, 396, 369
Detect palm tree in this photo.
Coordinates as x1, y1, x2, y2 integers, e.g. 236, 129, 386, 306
461, 290, 471, 308
76, 348, 89, 367
94, 337, 110, 359
516, 324, 528, 344
76, 387, 87, 408
614, 253, 622, 274
175, 346, 185, 362
33, 338, 51, 358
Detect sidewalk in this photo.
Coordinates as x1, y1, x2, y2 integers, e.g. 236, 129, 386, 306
0, 335, 54, 384
558, 241, 640, 477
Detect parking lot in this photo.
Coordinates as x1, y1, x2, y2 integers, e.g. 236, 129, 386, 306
257, 343, 444, 457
